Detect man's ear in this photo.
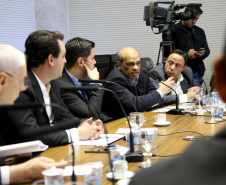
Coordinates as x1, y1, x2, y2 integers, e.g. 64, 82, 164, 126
77, 57, 84, 67
116, 61, 122, 70
182, 64, 186, 71
0, 72, 7, 91
214, 54, 226, 101
47, 54, 54, 67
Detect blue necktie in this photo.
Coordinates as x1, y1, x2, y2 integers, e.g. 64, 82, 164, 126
81, 83, 88, 103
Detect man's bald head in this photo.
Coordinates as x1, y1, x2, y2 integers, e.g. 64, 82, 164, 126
116, 47, 141, 80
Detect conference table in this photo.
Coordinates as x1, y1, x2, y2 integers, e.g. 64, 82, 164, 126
40, 107, 226, 184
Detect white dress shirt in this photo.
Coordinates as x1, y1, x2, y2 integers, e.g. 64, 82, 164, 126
170, 74, 188, 103
32, 72, 79, 143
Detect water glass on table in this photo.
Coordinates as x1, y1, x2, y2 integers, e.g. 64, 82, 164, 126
128, 112, 146, 131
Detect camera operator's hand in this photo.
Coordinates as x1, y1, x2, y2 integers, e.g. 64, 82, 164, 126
188, 49, 197, 59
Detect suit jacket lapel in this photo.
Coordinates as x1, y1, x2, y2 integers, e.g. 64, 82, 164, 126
27, 70, 49, 121
62, 68, 89, 101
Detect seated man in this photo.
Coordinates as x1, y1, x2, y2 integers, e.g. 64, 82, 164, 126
149, 49, 199, 106
129, 52, 226, 185
104, 47, 174, 119
0, 30, 104, 147
57, 37, 112, 122
0, 44, 70, 184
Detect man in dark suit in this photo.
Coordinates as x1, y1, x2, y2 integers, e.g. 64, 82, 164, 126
0, 30, 104, 147
129, 52, 226, 185
149, 49, 199, 106
57, 37, 112, 122
0, 44, 70, 184
104, 47, 174, 119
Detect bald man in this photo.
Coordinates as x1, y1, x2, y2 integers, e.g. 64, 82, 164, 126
103, 47, 174, 119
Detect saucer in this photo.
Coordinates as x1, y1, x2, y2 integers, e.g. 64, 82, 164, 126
107, 171, 134, 180
154, 121, 171, 126
117, 179, 131, 185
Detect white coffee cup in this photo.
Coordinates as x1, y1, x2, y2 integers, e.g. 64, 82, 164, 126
154, 114, 166, 124
42, 166, 64, 185
113, 160, 128, 179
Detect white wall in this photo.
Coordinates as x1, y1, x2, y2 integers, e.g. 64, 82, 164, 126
67, 0, 226, 91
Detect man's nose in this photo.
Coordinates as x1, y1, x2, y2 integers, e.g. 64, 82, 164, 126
170, 64, 175, 70
133, 64, 139, 70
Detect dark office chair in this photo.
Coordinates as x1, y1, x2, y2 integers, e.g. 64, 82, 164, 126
140, 57, 154, 71
94, 55, 111, 79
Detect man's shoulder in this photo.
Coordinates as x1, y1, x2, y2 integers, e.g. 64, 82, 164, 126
149, 62, 165, 79
106, 65, 124, 80
182, 66, 193, 77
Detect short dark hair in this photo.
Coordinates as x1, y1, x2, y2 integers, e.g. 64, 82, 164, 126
65, 37, 95, 69
25, 30, 64, 69
117, 52, 123, 63
185, 6, 203, 15
169, 49, 188, 65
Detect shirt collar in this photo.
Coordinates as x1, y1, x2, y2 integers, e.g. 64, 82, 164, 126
128, 75, 139, 87
65, 69, 82, 87
32, 71, 51, 94
174, 73, 184, 86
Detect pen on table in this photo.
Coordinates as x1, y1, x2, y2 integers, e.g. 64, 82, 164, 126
95, 145, 117, 147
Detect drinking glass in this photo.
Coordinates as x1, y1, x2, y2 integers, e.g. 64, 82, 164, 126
194, 87, 205, 109
205, 93, 219, 123
138, 129, 154, 168
129, 112, 145, 131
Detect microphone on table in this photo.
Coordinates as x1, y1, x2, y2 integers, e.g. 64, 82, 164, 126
144, 70, 184, 115
61, 85, 144, 162
78, 79, 137, 112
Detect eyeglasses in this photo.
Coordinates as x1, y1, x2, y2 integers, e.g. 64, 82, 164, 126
5, 72, 28, 91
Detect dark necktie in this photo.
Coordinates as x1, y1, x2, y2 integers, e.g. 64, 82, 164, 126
81, 83, 88, 103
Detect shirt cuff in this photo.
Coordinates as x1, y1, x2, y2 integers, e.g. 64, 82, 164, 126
1, 166, 10, 184
156, 89, 163, 98
90, 83, 102, 86
179, 94, 188, 103
66, 128, 79, 143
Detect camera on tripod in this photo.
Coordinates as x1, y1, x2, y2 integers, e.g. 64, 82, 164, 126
143, 1, 199, 34
143, 1, 202, 64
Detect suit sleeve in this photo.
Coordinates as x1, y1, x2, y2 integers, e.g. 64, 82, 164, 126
5, 89, 72, 147
105, 78, 161, 112
149, 76, 176, 107
60, 83, 104, 119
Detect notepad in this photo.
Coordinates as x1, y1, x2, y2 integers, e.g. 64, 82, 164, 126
75, 134, 125, 146
0, 140, 48, 157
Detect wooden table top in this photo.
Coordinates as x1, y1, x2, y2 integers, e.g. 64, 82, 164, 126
40, 109, 226, 184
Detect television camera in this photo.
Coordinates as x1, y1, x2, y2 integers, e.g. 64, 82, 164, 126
143, 1, 202, 34
143, 1, 202, 64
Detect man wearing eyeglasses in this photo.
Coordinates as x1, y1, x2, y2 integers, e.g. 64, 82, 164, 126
103, 47, 174, 119
149, 49, 199, 107
0, 44, 70, 184
0, 30, 104, 147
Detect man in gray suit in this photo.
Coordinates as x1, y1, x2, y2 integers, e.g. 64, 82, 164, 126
149, 49, 199, 106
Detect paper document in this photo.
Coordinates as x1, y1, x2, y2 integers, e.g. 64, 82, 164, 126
0, 140, 48, 157
75, 134, 125, 146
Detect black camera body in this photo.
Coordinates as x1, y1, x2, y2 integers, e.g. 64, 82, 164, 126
144, 1, 200, 33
